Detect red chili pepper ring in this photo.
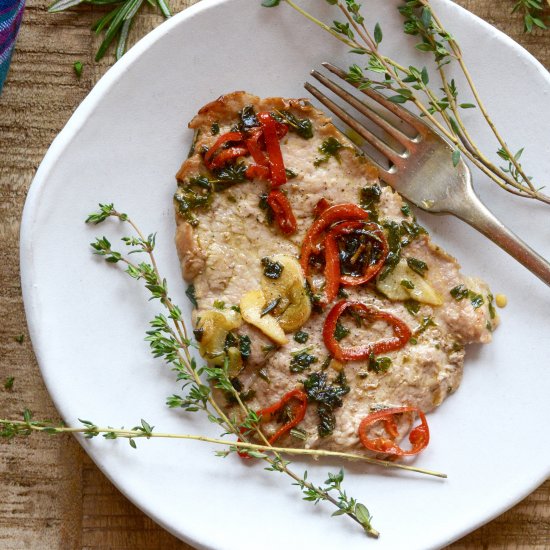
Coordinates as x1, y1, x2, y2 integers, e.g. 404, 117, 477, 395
358, 406, 430, 456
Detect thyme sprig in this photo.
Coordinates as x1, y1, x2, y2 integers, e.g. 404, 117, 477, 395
267, 0, 550, 204
48, 0, 171, 61
511, 0, 548, 32
85, 203, 408, 536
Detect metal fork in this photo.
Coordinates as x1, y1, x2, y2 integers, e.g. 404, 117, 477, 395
305, 62, 550, 287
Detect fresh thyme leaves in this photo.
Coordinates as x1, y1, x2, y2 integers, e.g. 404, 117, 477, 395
314, 137, 346, 167
271, 109, 314, 139
294, 330, 309, 343
49, 0, 171, 62
271, 0, 550, 205
213, 300, 226, 310
450, 284, 485, 309
261, 257, 284, 279
290, 349, 318, 373
211, 122, 220, 135
511, 0, 548, 32
295, 469, 377, 536
303, 371, 350, 437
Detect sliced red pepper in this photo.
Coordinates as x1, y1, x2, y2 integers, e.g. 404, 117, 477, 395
326, 221, 388, 286
204, 131, 244, 168
313, 198, 332, 218
257, 112, 287, 187
323, 300, 412, 362
258, 389, 308, 445
300, 203, 369, 275
267, 190, 297, 235
245, 128, 269, 168
208, 145, 249, 169
358, 406, 429, 456
237, 389, 308, 459
323, 232, 341, 304
246, 164, 270, 181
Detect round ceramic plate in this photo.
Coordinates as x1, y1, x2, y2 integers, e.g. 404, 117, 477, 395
20, 1, 550, 548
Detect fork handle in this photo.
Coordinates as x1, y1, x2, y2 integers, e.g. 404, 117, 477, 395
453, 190, 550, 287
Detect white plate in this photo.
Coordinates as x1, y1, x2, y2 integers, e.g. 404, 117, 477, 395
20, 1, 550, 548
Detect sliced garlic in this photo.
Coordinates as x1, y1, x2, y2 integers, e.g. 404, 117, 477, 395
196, 309, 243, 373
240, 289, 288, 345
376, 259, 443, 306
260, 254, 311, 332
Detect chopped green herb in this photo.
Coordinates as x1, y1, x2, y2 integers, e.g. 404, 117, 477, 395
368, 354, 392, 373
403, 300, 420, 317
360, 184, 382, 222
185, 284, 197, 307
401, 203, 411, 217
212, 162, 248, 186
337, 287, 349, 299
450, 284, 469, 300
334, 321, 350, 341
302, 371, 350, 437
239, 335, 252, 360
211, 122, 220, 135
320, 355, 332, 370
239, 105, 259, 130
285, 168, 298, 179
487, 294, 496, 319
213, 300, 225, 310
230, 305, 241, 313
409, 337, 418, 345
401, 279, 415, 289
415, 316, 436, 335
262, 344, 277, 354
261, 257, 284, 279
469, 292, 484, 309
258, 368, 270, 382
259, 193, 274, 225
261, 298, 281, 317
272, 109, 313, 139
290, 350, 318, 373
406, 257, 428, 276
314, 137, 345, 166
294, 330, 309, 344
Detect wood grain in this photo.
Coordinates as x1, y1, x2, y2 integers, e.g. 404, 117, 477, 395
0, 1, 548, 548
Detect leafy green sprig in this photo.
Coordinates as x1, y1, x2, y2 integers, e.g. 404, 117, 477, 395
48, 0, 171, 61
265, 0, 550, 204
511, 0, 548, 32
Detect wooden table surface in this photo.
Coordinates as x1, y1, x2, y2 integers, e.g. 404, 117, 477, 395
1, 0, 549, 548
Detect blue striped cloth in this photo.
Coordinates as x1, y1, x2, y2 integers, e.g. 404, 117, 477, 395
0, 0, 25, 94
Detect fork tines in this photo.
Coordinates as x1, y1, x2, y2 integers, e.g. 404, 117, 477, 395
305, 62, 424, 181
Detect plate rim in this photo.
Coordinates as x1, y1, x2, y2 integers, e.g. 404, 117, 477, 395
19, 1, 550, 549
